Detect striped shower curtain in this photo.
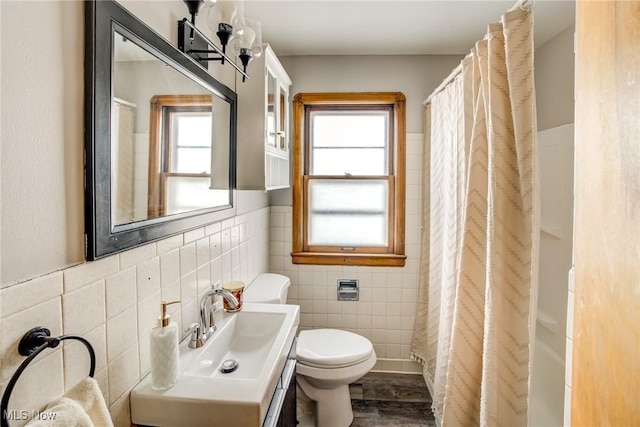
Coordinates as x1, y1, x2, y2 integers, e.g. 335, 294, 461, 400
411, 2, 539, 426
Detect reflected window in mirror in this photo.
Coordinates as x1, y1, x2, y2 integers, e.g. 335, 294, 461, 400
112, 33, 233, 227
147, 95, 231, 219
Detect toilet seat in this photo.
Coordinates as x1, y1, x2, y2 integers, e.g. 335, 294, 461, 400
297, 329, 374, 368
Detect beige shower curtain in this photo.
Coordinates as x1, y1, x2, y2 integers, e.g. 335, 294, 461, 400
411, 2, 538, 426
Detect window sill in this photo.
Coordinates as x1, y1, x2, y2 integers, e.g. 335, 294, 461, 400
291, 252, 406, 267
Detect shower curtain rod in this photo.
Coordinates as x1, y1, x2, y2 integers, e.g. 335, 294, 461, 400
423, 62, 463, 106
423, 0, 532, 106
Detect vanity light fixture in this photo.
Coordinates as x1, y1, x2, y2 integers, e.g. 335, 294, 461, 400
177, 0, 262, 81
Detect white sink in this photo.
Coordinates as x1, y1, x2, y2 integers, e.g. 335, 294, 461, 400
131, 303, 300, 427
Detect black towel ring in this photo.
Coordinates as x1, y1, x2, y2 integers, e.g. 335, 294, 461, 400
0, 327, 96, 427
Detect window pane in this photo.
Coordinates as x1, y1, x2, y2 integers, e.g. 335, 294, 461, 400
165, 176, 229, 215
175, 114, 211, 147
174, 147, 210, 173
310, 111, 388, 175
308, 179, 388, 246
172, 113, 212, 173
311, 113, 386, 147
312, 148, 385, 175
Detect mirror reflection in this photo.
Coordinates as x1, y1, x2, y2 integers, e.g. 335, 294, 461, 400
112, 32, 231, 227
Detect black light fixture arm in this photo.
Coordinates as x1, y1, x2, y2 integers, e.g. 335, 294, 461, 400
186, 49, 226, 60
177, 18, 249, 80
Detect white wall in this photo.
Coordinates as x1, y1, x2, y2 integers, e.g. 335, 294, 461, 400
0, 1, 269, 426
1, 1, 85, 284
535, 25, 575, 131
280, 54, 462, 133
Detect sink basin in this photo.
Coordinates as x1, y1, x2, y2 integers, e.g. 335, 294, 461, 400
185, 309, 288, 379
131, 302, 300, 427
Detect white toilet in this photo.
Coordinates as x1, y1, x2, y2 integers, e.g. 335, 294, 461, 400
244, 273, 377, 427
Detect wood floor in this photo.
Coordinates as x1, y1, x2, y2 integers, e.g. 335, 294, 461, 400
349, 372, 436, 427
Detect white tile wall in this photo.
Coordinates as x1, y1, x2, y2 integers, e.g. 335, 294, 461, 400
62, 280, 106, 336
0, 207, 269, 427
270, 133, 424, 374
2, 298, 63, 382
105, 268, 136, 320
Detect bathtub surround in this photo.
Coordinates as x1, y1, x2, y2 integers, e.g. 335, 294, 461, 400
0, 207, 269, 426
534, 25, 575, 132
532, 123, 574, 427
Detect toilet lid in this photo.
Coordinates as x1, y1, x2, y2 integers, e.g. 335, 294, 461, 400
243, 274, 289, 303
297, 329, 373, 368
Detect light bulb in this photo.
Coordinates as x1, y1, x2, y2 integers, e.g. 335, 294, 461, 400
238, 26, 255, 50
218, 1, 237, 25
237, 17, 262, 58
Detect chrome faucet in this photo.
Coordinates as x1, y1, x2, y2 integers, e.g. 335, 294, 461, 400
186, 284, 239, 348
200, 286, 239, 335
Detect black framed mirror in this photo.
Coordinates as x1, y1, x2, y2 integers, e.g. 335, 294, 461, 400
85, 0, 237, 260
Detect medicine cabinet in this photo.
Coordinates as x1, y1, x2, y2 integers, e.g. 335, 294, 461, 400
236, 44, 292, 190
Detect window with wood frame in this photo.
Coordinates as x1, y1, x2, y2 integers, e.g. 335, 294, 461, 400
292, 92, 406, 267
148, 94, 230, 218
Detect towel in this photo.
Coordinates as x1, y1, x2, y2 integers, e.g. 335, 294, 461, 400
26, 377, 113, 427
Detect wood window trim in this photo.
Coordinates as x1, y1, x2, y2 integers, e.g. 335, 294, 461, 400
291, 92, 406, 267
148, 94, 212, 218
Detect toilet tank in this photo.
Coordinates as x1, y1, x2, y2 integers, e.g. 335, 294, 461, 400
243, 273, 290, 304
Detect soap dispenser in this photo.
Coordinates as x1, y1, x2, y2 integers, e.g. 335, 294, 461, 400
150, 300, 181, 390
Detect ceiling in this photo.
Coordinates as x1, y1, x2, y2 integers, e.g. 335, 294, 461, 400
241, 0, 576, 56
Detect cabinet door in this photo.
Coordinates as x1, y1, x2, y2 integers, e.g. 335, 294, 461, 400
278, 83, 289, 152
277, 362, 296, 427
266, 68, 277, 148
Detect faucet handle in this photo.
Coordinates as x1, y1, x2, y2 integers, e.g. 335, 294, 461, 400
185, 322, 205, 348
